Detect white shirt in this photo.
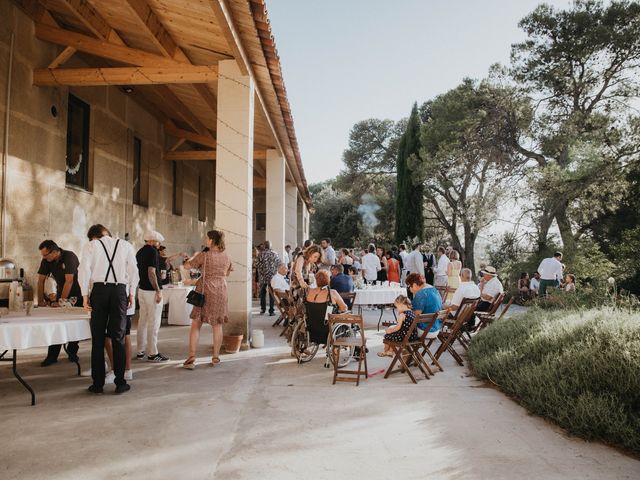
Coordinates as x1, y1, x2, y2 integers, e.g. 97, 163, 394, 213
406, 250, 425, 276
78, 236, 139, 296
399, 250, 409, 270
538, 257, 563, 281
530, 277, 540, 291
435, 254, 450, 277
361, 253, 381, 281
450, 281, 481, 307
323, 246, 336, 266
481, 276, 504, 300
270, 273, 290, 292
283, 251, 290, 266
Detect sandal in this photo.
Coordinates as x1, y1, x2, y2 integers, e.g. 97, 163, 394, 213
377, 352, 392, 358
210, 356, 221, 366
182, 356, 196, 370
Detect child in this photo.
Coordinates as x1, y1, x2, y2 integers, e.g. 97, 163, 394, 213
564, 274, 576, 292
378, 295, 418, 357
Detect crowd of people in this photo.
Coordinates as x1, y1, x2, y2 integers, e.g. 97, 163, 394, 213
517, 252, 577, 302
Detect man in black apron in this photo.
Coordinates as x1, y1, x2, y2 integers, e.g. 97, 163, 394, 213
78, 225, 139, 394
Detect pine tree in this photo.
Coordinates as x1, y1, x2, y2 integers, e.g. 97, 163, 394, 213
394, 103, 423, 243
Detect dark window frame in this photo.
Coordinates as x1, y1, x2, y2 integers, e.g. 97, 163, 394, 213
65, 94, 91, 190
132, 136, 143, 206
172, 161, 182, 216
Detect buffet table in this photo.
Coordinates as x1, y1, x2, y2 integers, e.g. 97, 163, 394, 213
162, 285, 195, 326
0, 307, 91, 405
353, 286, 406, 331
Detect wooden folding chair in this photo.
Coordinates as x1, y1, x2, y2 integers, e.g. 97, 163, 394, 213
273, 290, 294, 336
416, 310, 449, 373
328, 314, 368, 386
473, 292, 506, 333
494, 297, 514, 322
435, 286, 448, 302
339, 292, 361, 315
384, 312, 437, 383
433, 299, 478, 366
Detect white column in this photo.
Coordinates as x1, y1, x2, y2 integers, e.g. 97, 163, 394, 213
215, 59, 254, 341
303, 202, 310, 242
285, 182, 298, 248
265, 149, 286, 260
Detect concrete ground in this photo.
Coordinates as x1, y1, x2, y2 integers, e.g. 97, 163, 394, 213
1, 304, 638, 480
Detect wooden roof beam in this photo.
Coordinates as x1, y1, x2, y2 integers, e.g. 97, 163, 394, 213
164, 150, 267, 161
154, 85, 211, 138
35, 24, 184, 68
34, 65, 219, 86
12, 0, 58, 26
164, 122, 216, 149
59, 0, 125, 45
208, 0, 249, 75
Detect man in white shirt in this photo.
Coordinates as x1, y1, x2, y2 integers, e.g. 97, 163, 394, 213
529, 271, 541, 296
405, 243, 425, 277
398, 243, 410, 284
434, 246, 450, 287
79, 224, 139, 394
448, 268, 481, 313
361, 244, 381, 283
537, 252, 563, 296
270, 263, 290, 292
466, 266, 503, 330
320, 238, 336, 270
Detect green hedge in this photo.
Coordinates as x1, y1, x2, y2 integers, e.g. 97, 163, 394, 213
468, 308, 640, 453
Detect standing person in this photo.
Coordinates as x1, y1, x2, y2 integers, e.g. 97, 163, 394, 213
157, 246, 186, 285
386, 250, 401, 284
283, 244, 292, 271
290, 244, 323, 307
398, 244, 409, 284
530, 271, 541, 296
361, 244, 381, 284
434, 246, 450, 288
445, 250, 462, 302
320, 238, 336, 269
339, 248, 354, 274
422, 244, 436, 285
136, 231, 169, 362
376, 247, 388, 283
181, 230, 233, 369
37, 240, 83, 366
79, 225, 139, 394
405, 243, 425, 277
257, 241, 280, 316
537, 252, 564, 297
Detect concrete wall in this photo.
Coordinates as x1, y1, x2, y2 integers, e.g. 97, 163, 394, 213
0, 3, 215, 280
252, 188, 266, 247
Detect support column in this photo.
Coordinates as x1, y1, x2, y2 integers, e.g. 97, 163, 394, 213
285, 182, 298, 247
215, 60, 254, 341
265, 149, 286, 260
302, 202, 310, 243
297, 197, 303, 246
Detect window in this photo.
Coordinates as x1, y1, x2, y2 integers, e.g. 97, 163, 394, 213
172, 161, 183, 216
198, 175, 207, 222
256, 212, 266, 231
132, 136, 143, 206
65, 95, 90, 189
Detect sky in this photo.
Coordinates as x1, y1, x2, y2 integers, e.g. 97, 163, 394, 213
267, 0, 573, 184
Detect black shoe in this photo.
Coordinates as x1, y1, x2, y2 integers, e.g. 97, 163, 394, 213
87, 385, 103, 394
269, 311, 275, 316
41, 357, 58, 367
115, 384, 130, 394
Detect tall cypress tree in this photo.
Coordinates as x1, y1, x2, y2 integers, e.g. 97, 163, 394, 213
395, 103, 424, 243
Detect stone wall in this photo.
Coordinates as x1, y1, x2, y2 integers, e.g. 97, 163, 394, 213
0, 3, 216, 283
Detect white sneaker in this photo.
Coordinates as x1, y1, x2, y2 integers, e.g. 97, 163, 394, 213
105, 370, 115, 384
124, 369, 133, 381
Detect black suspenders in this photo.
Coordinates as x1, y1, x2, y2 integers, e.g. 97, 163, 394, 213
98, 239, 120, 283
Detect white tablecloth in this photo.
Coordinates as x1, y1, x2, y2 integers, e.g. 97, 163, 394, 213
0, 307, 91, 350
162, 286, 195, 325
353, 287, 407, 306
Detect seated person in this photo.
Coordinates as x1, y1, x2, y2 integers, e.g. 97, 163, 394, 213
270, 263, 290, 293
305, 270, 348, 344
518, 272, 530, 300
380, 295, 418, 357
563, 274, 576, 292
406, 272, 443, 339
447, 268, 480, 314
467, 266, 504, 330
529, 271, 540, 296
330, 264, 354, 308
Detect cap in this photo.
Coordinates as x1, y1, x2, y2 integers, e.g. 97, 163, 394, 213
144, 230, 165, 242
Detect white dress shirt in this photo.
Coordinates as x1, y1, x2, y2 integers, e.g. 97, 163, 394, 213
78, 236, 139, 296
323, 246, 336, 266
283, 251, 290, 266
538, 257, 563, 281
399, 250, 409, 269
270, 273, 290, 292
406, 250, 425, 276
530, 277, 540, 291
481, 276, 504, 300
435, 254, 450, 278
361, 253, 381, 281
450, 281, 481, 307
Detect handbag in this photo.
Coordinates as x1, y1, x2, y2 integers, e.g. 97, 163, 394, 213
186, 252, 207, 307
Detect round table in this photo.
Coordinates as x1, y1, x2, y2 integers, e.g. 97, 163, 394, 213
353, 287, 407, 331
0, 307, 91, 405
162, 285, 195, 325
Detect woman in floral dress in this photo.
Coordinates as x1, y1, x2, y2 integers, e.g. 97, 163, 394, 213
182, 230, 233, 369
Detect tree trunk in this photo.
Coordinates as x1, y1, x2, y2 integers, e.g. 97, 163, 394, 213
555, 203, 576, 259
463, 223, 476, 275
536, 210, 555, 253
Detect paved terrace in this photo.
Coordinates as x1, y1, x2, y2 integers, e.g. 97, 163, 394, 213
1, 306, 639, 480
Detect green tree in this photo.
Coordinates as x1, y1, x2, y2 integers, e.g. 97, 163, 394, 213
308, 180, 363, 247
395, 103, 424, 243
509, 0, 640, 255
416, 80, 531, 270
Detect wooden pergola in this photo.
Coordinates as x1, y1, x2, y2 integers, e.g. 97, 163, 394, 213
12, 0, 310, 200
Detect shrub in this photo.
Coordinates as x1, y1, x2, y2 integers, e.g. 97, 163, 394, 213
468, 307, 640, 453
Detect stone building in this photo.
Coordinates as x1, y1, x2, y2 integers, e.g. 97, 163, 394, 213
0, 0, 311, 339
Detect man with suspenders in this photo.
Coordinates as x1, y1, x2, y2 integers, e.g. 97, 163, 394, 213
79, 225, 139, 394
